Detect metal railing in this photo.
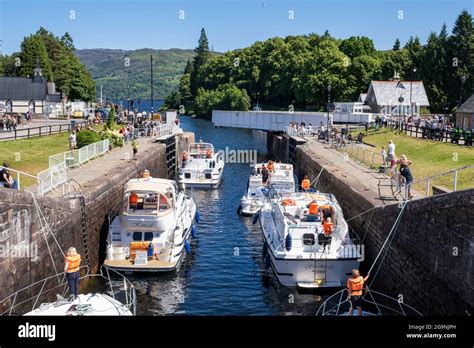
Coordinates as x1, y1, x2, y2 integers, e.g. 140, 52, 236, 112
37, 162, 67, 196
414, 164, 474, 197
0, 121, 87, 141
336, 142, 386, 169
0, 166, 42, 191
315, 287, 422, 316
0, 265, 136, 316
48, 139, 110, 169
130, 123, 180, 139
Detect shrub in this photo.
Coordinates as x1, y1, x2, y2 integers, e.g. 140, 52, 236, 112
99, 129, 124, 148
76, 130, 100, 148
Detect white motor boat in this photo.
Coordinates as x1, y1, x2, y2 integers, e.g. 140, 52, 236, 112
177, 141, 224, 189
239, 162, 295, 215
257, 191, 360, 289
104, 176, 198, 272
1, 266, 136, 316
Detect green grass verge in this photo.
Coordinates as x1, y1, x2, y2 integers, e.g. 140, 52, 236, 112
350, 128, 474, 193
0, 133, 70, 188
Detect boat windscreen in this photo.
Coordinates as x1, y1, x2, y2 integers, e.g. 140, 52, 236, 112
189, 143, 214, 158
124, 191, 174, 215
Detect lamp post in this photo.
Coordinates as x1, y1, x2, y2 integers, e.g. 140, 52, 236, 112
458, 75, 467, 107
410, 67, 417, 117
327, 84, 332, 130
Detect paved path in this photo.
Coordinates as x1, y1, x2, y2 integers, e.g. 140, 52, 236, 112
300, 137, 419, 206
28, 137, 161, 197
0, 119, 84, 141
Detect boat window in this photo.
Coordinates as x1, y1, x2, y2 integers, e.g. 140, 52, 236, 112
189, 143, 213, 159
185, 173, 191, 179
144, 232, 154, 241
132, 232, 142, 241
302, 233, 315, 246
125, 191, 159, 215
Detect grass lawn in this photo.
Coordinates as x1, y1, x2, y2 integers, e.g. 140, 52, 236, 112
0, 133, 70, 188
351, 128, 474, 193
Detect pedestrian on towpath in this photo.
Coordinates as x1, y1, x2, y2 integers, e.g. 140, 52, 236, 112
64, 247, 81, 300
131, 137, 139, 160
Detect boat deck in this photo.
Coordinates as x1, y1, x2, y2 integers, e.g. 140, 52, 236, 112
103, 259, 176, 271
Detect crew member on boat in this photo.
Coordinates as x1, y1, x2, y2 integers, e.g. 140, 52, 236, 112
64, 247, 81, 300
306, 200, 320, 221
301, 175, 311, 191
323, 217, 335, 235
261, 164, 270, 185
182, 151, 189, 167
267, 160, 275, 173
206, 148, 213, 158
129, 192, 138, 209
347, 269, 370, 316
142, 169, 150, 179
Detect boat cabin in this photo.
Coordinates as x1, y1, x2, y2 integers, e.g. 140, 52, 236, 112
189, 142, 215, 159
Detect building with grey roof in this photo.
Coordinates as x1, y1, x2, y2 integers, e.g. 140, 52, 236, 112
364, 80, 430, 115
0, 59, 61, 114
456, 94, 474, 130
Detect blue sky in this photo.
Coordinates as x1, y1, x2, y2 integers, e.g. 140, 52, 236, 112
0, 0, 472, 54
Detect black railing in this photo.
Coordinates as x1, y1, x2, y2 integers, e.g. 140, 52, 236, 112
0, 121, 87, 141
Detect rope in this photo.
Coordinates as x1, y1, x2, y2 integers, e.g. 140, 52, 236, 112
28, 191, 65, 257
346, 205, 381, 222
311, 165, 327, 189
361, 208, 376, 243
367, 200, 408, 281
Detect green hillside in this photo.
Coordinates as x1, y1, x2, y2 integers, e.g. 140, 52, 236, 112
75, 48, 196, 100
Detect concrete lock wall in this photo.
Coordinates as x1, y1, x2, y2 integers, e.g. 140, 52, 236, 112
0, 132, 194, 309
267, 132, 473, 315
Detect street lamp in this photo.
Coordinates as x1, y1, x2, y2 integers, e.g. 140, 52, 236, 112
459, 75, 467, 106
327, 85, 332, 141
410, 67, 417, 117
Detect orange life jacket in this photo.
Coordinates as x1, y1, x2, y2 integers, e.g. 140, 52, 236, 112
65, 255, 81, 273
309, 203, 319, 215
282, 199, 295, 206
129, 193, 138, 204
267, 163, 274, 172
348, 276, 364, 296
302, 179, 310, 190
323, 221, 333, 235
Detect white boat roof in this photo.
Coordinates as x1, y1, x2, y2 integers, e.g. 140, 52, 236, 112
124, 178, 176, 193
254, 162, 293, 171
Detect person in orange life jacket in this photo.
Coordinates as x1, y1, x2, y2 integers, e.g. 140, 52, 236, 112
267, 160, 275, 173
64, 247, 81, 300
347, 269, 370, 316
301, 175, 311, 191
306, 200, 320, 221
323, 217, 335, 235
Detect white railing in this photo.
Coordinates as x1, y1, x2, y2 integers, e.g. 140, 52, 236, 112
48, 139, 110, 169
37, 162, 67, 196
130, 123, 180, 139
414, 164, 474, 197
0, 166, 42, 191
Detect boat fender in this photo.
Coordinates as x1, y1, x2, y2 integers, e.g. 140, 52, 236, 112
195, 210, 201, 223
252, 210, 260, 225
184, 239, 191, 254
191, 225, 197, 238
237, 205, 243, 215
285, 234, 292, 251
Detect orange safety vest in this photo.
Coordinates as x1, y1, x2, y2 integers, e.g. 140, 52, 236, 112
309, 203, 319, 215
323, 221, 333, 235
348, 276, 364, 296
129, 193, 138, 204
65, 255, 81, 273
302, 179, 310, 190
282, 199, 295, 206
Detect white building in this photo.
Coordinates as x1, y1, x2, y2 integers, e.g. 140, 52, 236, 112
0, 59, 61, 114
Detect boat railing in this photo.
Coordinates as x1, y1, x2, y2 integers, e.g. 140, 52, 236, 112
315, 287, 422, 316
0, 265, 136, 316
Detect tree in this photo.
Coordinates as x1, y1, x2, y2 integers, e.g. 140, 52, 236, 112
61, 32, 75, 50
194, 85, 250, 118
106, 104, 116, 129
18, 35, 53, 80
393, 38, 401, 51
190, 28, 210, 96
340, 36, 376, 60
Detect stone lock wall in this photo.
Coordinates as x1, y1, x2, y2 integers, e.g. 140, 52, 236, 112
0, 132, 194, 311
268, 132, 473, 315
